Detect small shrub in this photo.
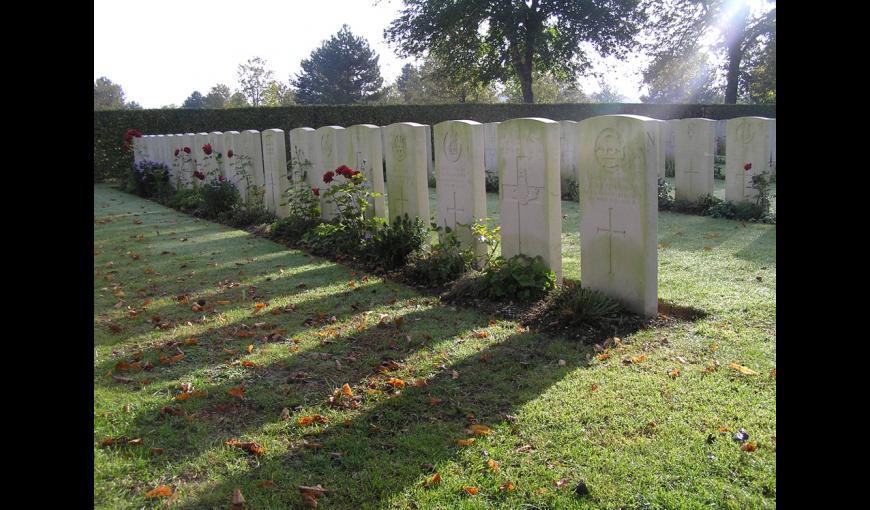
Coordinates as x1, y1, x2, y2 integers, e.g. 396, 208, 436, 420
200, 180, 240, 218
167, 188, 204, 212
713, 155, 726, 179
362, 214, 428, 270
657, 178, 674, 210
485, 172, 499, 193
549, 283, 623, 326
301, 223, 352, 256
271, 215, 320, 243
404, 228, 474, 286
561, 176, 580, 202
480, 254, 556, 302
219, 207, 277, 228
126, 160, 172, 200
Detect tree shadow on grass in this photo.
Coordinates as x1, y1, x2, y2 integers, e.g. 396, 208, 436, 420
733, 226, 776, 263
170, 326, 593, 509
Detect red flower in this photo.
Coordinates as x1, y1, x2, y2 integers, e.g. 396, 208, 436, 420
312, 187, 320, 196
335, 165, 352, 178
194, 171, 205, 180
203, 144, 213, 155
122, 142, 131, 150
744, 163, 752, 171
323, 171, 335, 184
127, 129, 143, 138
174, 149, 180, 157
183, 147, 191, 154
218, 175, 226, 182
227, 149, 234, 158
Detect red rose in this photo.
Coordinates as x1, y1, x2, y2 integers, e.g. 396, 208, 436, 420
194, 171, 205, 180
312, 187, 320, 196
227, 149, 234, 158
335, 165, 352, 178
323, 171, 335, 184
218, 175, 226, 182
174, 149, 180, 157
127, 129, 143, 138
203, 144, 213, 155
183, 147, 191, 154
744, 163, 752, 171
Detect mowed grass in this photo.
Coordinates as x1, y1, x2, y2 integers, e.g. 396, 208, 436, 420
94, 184, 775, 509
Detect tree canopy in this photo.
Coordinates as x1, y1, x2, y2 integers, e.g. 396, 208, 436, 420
385, 0, 644, 103
237, 57, 275, 107
181, 91, 205, 109
202, 84, 231, 109
292, 25, 384, 104
94, 77, 128, 110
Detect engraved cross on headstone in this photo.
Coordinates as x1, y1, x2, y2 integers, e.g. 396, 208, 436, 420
597, 207, 626, 275
503, 153, 544, 253
445, 190, 465, 228
390, 178, 409, 219
685, 158, 702, 196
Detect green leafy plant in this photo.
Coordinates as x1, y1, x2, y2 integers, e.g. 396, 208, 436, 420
665, 158, 675, 178
657, 177, 674, 210
713, 155, 726, 180
404, 227, 475, 286
470, 219, 501, 269
125, 160, 172, 200
218, 207, 277, 228
200, 179, 240, 218
480, 254, 556, 302
561, 176, 580, 202
362, 214, 428, 270
549, 283, 623, 326
167, 188, 204, 212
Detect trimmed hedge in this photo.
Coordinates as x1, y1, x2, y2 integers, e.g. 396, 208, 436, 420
94, 103, 776, 182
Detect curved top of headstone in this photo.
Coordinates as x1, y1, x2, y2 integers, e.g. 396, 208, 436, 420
727, 116, 773, 121
242, 129, 260, 134
196, 132, 209, 136
673, 118, 717, 123
209, 131, 223, 135
316, 125, 345, 131
224, 130, 241, 135
290, 127, 315, 133
502, 117, 558, 125
347, 124, 380, 130
589, 114, 655, 122
434, 119, 481, 128
263, 128, 284, 133
385, 122, 427, 128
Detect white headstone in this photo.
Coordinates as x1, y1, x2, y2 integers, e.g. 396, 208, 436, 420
132, 135, 144, 167
434, 120, 487, 256
769, 118, 776, 177
577, 114, 658, 317
559, 120, 578, 194
223, 131, 242, 200
239, 130, 266, 208
178, 134, 197, 188
649, 121, 667, 179
193, 133, 210, 187
382, 122, 431, 223
345, 124, 386, 219
715, 120, 727, 155
289, 127, 317, 192
484, 122, 499, 180
261, 129, 289, 218
498, 117, 562, 283
314, 126, 348, 221
673, 118, 716, 202
155, 135, 167, 168
424, 124, 435, 187
208, 131, 226, 181
725, 117, 774, 203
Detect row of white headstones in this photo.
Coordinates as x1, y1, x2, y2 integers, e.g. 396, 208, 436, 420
133, 115, 775, 317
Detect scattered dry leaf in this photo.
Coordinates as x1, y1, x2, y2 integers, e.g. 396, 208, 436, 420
487, 458, 500, 472
468, 424, 493, 436
741, 442, 757, 452
423, 473, 441, 488
228, 386, 246, 398
298, 415, 329, 426
463, 486, 479, 495
499, 481, 515, 491
341, 383, 353, 397
225, 439, 265, 455
386, 378, 406, 389
668, 368, 681, 379
456, 438, 476, 446
729, 363, 758, 376
146, 486, 173, 498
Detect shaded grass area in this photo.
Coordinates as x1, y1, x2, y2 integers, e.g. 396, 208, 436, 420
95, 184, 775, 509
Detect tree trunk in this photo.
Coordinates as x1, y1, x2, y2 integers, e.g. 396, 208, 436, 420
724, 4, 750, 104
514, 60, 534, 103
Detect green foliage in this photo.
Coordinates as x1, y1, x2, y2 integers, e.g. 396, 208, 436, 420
202, 84, 231, 109
285, 187, 321, 222
362, 214, 428, 270
301, 223, 352, 256
182, 91, 205, 109
219, 207, 276, 228
470, 219, 501, 269
665, 159, 675, 178
94, 77, 128, 111
713, 155, 726, 179
167, 188, 204, 212
270, 215, 320, 243
480, 255, 556, 302
125, 160, 172, 200
561, 176, 580, 202
672, 193, 774, 224
404, 228, 475, 286
293, 25, 384, 104
550, 283, 623, 326
200, 180, 240, 218
657, 177, 674, 209
484, 172, 499, 193
237, 57, 275, 107
94, 103, 775, 182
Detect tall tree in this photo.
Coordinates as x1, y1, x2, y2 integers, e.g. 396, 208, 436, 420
395, 63, 425, 103
385, 0, 643, 103
641, 51, 723, 103
293, 25, 384, 104
202, 84, 231, 109
742, 20, 775, 104
226, 92, 250, 108
503, 70, 587, 103
262, 81, 296, 106
237, 57, 275, 107
182, 91, 205, 109
418, 55, 499, 103
641, 0, 775, 104
126, 101, 143, 110
94, 77, 126, 110
590, 79, 627, 103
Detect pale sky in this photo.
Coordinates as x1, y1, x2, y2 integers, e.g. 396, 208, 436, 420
94, 0, 750, 108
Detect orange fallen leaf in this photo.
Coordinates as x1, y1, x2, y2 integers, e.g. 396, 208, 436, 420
257, 480, 275, 489
175, 393, 190, 401
428, 397, 441, 406
456, 438, 476, 446
625, 355, 646, 364
241, 360, 256, 368
770, 368, 776, 378
468, 424, 492, 436
499, 481, 515, 491
729, 363, 758, 376
170, 354, 185, 363
487, 458, 500, 472
741, 442, 757, 452
462, 486, 479, 495
228, 386, 246, 398
298, 415, 329, 426
146, 486, 173, 498
225, 439, 265, 455
216, 300, 231, 305
596, 352, 610, 361
590, 384, 598, 392
183, 337, 198, 345
472, 330, 489, 339
237, 331, 255, 338
150, 447, 164, 454
386, 378, 406, 389
247, 344, 254, 353
341, 383, 353, 397
299, 485, 327, 508
423, 473, 441, 488
718, 426, 729, 434
255, 303, 266, 309
668, 368, 681, 379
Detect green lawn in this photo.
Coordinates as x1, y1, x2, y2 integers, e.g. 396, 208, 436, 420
94, 184, 775, 509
